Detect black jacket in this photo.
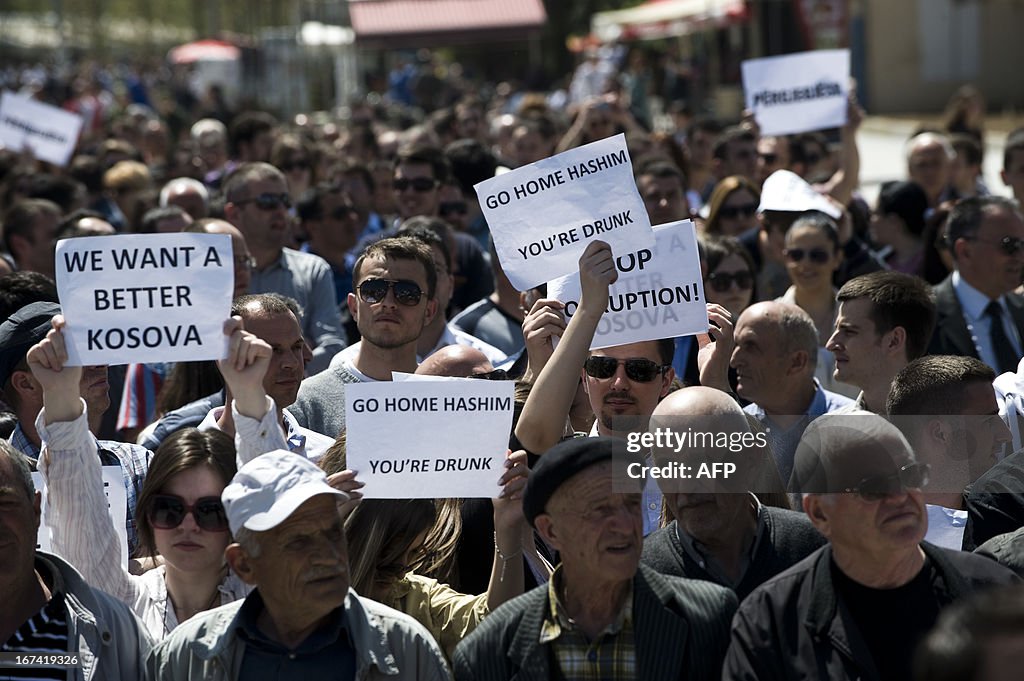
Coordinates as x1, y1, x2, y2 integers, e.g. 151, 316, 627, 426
963, 447, 1024, 550
928, 275, 1024, 359
723, 542, 1019, 681
641, 506, 827, 601
452, 564, 737, 681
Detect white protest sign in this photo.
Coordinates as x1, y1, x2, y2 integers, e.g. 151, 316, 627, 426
55, 233, 233, 366
548, 220, 707, 350
475, 133, 656, 291
0, 91, 84, 167
33, 467, 129, 569
346, 379, 515, 499
742, 49, 849, 137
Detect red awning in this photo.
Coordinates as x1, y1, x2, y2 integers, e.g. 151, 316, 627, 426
167, 39, 240, 64
349, 0, 546, 45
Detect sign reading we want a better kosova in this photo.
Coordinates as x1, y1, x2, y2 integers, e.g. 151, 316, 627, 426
742, 49, 850, 137
55, 233, 233, 366
345, 379, 515, 499
475, 134, 656, 291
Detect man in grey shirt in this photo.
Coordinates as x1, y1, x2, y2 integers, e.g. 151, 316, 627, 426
289, 236, 438, 438
224, 162, 346, 374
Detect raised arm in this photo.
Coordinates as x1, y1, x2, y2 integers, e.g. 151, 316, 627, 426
33, 315, 143, 608
822, 88, 864, 205
515, 241, 617, 454
215, 316, 287, 466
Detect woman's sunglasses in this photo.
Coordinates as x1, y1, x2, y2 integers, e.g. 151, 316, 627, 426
718, 203, 758, 220
707, 270, 753, 292
584, 356, 667, 382
149, 494, 229, 532
357, 278, 424, 306
784, 247, 832, 264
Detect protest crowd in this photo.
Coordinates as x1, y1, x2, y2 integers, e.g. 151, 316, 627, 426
4, 44, 1024, 681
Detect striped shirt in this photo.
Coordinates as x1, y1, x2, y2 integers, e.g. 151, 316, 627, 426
539, 567, 636, 681
1, 558, 70, 681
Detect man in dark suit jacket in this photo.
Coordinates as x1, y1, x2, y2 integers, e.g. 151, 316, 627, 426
453, 436, 738, 681
928, 196, 1024, 375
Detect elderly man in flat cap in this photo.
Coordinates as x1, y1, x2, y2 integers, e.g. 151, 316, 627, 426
724, 412, 1018, 681
452, 436, 737, 681
148, 450, 449, 680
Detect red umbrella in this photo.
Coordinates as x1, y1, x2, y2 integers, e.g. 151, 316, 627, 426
167, 40, 240, 64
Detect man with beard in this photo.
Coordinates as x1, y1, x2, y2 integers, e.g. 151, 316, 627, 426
1, 302, 149, 554
514, 241, 718, 535
289, 237, 438, 438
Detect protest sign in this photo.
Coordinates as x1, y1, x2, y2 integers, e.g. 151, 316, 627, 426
346, 379, 515, 498
55, 233, 233, 366
548, 220, 707, 350
475, 134, 656, 290
33, 467, 129, 569
742, 49, 849, 137
0, 91, 84, 167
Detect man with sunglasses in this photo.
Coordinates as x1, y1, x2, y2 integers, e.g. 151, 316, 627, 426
887, 355, 1009, 551
724, 412, 1017, 681
289, 237, 438, 439
515, 241, 676, 535
928, 196, 1024, 375
224, 163, 346, 376
297, 183, 362, 308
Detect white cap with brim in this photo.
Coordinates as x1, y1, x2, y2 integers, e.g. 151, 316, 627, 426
222, 450, 348, 536
758, 169, 843, 219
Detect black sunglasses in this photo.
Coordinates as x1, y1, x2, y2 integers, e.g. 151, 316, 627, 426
841, 462, 930, 502
784, 247, 832, 264
393, 177, 437, 193
963, 235, 1024, 256
357, 278, 424, 306
149, 494, 229, 532
707, 270, 753, 292
439, 201, 469, 217
279, 159, 310, 173
718, 203, 758, 220
235, 192, 292, 211
584, 356, 667, 382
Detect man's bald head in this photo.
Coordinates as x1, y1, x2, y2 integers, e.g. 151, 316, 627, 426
415, 345, 493, 378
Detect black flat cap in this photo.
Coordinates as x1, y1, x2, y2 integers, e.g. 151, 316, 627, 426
0, 301, 61, 386
523, 436, 625, 527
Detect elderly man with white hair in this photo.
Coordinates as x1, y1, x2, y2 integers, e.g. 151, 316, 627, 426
159, 177, 210, 220
906, 131, 956, 208
147, 451, 449, 680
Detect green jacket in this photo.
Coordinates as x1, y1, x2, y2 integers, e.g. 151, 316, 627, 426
147, 589, 450, 681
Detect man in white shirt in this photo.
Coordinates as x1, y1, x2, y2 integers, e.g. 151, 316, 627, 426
886, 354, 1010, 550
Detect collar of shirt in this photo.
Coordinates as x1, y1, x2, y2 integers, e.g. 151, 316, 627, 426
745, 379, 828, 427
237, 588, 351, 654
674, 493, 765, 587
254, 249, 291, 277
952, 269, 1007, 321
540, 565, 633, 644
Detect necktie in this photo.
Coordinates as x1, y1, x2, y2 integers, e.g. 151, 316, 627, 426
985, 301, 1020, 374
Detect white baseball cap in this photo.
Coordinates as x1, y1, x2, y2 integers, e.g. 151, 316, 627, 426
758, 170, 842, 219
222, 450, 348, 536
